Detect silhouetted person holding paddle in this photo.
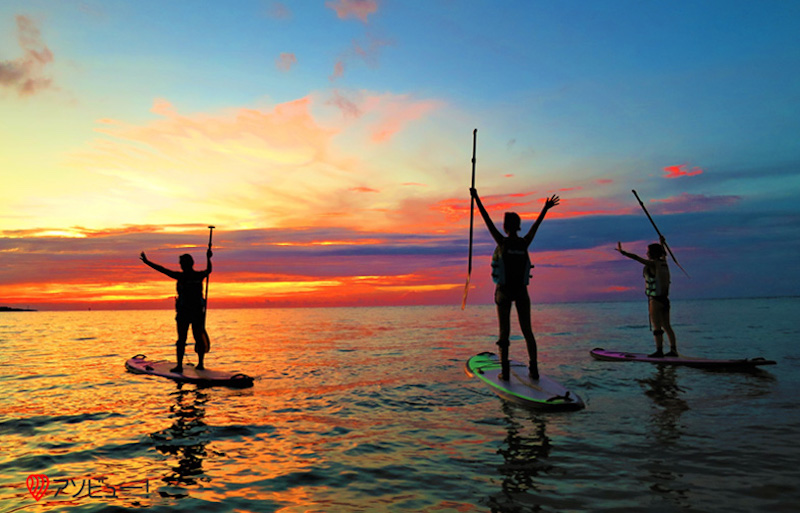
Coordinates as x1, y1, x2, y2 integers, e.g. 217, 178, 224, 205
470, 188, 559, 381
140, 249, 212, 373
616, 237, 678, 357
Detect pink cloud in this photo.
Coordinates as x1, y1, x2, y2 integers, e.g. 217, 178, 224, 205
605, 285, 636, 293
663, 164, 703, 179
276, 52, 297, 72
326, 89, 361, 117
352, 35, 392, 67
266, 2, 291, 19
326, 0, 378, 23
330, 60, 345, 81
349, 186, 379, 193
329, 35, 391, 81
0, 15, 56, 96
365, 94, 441, 143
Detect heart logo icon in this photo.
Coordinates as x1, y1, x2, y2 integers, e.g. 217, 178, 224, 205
26, 474, 49, 501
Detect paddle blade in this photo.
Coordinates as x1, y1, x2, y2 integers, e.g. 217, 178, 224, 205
461, 274, 471, 310
197, 329, 211, 354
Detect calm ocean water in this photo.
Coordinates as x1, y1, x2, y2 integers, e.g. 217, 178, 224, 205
1, 298, 798, 512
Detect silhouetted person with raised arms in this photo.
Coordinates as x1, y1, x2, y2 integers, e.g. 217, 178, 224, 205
140, 249, 212, 373
471, 188, 560, 381
616, 237, 678, 357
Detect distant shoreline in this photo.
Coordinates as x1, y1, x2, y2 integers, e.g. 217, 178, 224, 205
0, 306, 37, 312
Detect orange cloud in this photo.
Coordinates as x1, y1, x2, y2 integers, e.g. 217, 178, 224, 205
20, 87, 446, 239
66, 96, 354, 229
663, 164, 703, 179
326, 0, 378, 23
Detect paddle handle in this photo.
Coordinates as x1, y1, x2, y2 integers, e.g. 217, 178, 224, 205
631, 190, 689, 278
205, 226, 215, 309
632, 190, 664, 239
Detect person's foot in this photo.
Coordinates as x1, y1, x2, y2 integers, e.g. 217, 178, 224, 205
500, 372, 510, 381
195, 364, 205, 371
170, 365, 183, 374
648, 350, 664, 358
664, 350, 679, 357
529, 362, 539, 380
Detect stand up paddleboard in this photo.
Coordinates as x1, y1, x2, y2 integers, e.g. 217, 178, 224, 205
590, 347, 776, 371
125, 354, 254, 388
465, 352, 585, 411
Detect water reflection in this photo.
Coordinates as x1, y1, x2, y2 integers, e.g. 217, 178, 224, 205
488, 403, 552, 512
638, 365, 688, 445
637, 365, 691, 507
149, 384, 211, 496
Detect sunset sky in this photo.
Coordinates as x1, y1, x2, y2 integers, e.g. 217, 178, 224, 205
2, 1, 799, 310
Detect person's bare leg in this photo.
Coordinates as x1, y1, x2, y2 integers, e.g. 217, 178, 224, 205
173, 320, 189, 373
496, 293, 512, 381
516, 294, 538, 379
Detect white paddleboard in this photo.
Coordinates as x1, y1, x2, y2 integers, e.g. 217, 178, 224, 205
465, 352, 584, 411
125, 354, 254, 388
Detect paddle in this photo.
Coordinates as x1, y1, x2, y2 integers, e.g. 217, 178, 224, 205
200, 225, 215, 352
461, 129, 478, 310
631, 190, 689, 278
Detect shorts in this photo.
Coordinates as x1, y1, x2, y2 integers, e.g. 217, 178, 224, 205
495, 286, 529, 305
175, 309, 204, 323
649, 295, 670, 311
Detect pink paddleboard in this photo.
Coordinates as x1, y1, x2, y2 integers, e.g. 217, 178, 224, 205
125, 354, 254, 388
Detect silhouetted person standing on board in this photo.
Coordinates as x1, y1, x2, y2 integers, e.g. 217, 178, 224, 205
140, 249, 212, 373
471, 188, 560, 381
616, 237, 678, 357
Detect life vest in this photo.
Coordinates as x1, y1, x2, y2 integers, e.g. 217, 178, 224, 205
491, 237, 533, 286
175, 272, 207, 313
644, 260, 670, 298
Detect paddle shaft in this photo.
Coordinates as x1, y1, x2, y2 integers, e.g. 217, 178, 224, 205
462, 129, 477, 310
204, 226, 215, 313
631, 190, 689, 278
468, 129, 477, 275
